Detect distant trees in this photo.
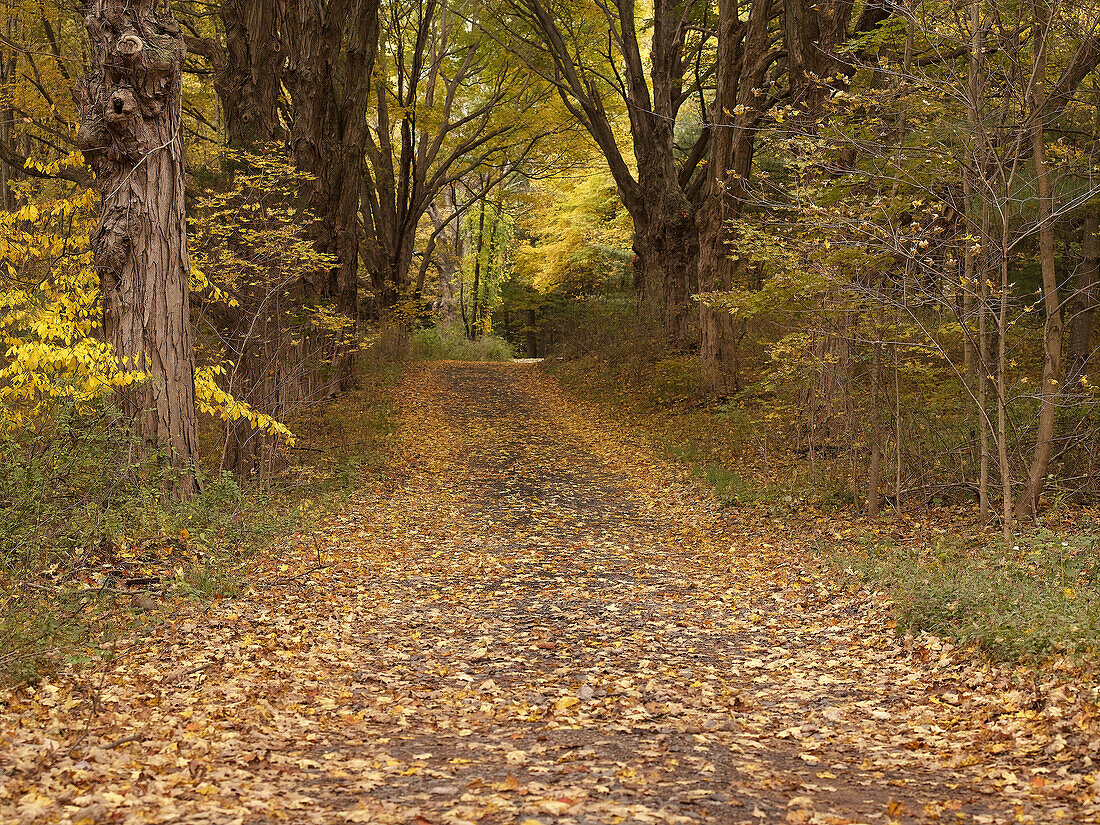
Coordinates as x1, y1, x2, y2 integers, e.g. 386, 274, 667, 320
496, 0, 715, 350
494, 0, 904, 393
361, 0, 570, 317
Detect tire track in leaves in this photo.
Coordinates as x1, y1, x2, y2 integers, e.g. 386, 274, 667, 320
2, 362, 1098, 825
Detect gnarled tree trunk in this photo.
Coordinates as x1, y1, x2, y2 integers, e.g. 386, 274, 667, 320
76, 0, 198, 497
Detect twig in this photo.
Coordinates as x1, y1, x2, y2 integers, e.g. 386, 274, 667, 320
104, 729, 146, 749
163, 663, 212, 685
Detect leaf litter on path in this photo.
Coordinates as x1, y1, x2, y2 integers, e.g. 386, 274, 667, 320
2, 361, 1099, 824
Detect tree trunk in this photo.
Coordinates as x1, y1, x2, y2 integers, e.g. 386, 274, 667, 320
0, 16, 17, 212
0, 102, 12, 212
1017, 13, 1063, 520
997, 222, 1013, 546
282, 0, 378, 390
469, 198, 487, 339
782, 0, 857, 129
633, 196, 698, 347
427, 200, 462, 318
1067, 204, 1099, 382
866, 297, 886, 517
218, 0, 284, 147
185, 0, 284, 148
698, 0, 746, 394
979, 199, 992, 522
697, 0, 774, 392
76, 0, 198, 498
968, 0, 991, 523
0, 44, 14, 212
525, 309, 538, 357
190, 0, 287, 478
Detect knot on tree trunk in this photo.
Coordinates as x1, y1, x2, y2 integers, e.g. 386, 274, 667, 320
78, 2, 186, 168
107, 88, 138, 128
116, 32, 144, 57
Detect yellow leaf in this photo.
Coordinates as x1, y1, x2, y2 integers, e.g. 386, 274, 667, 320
554, 695, 580, 711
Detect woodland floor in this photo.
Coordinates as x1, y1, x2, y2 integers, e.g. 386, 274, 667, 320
4, 362, 1100, 825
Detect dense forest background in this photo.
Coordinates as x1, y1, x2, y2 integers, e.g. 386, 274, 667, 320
1, 0, 1099, 678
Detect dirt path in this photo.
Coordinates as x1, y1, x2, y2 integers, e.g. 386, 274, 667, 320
3, 362, 1099, 824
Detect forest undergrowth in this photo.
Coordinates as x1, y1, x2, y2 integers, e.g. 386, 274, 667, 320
546, 349, 1100, 669
0, 353, 403, 688
410, 322, 514, 362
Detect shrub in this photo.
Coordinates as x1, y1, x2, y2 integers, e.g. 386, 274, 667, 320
411, 322, 514, 361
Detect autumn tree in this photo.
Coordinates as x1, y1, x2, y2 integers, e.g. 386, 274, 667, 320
184, 0, 379, 399
717, 0, 1100, 533
492, 0, 716, 348
362, 0, 574, 322
695, 0, 780, 394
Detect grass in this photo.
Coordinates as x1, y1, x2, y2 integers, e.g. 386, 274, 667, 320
844, 525, 1100, 664
411, 321, 514, 361
0, 349, 403, 687
286, 357, 401, 494
0, 465, 274, 687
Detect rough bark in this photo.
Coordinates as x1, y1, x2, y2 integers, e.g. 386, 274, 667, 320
183, 1, 284, 148
782, 0, 854, 125
282, 0, 378, 387
218, 0, 284, 147
782, 0, 893, 128
76, 0, 199, 497
633, 207, 699, 347
697, 0, 771, 394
